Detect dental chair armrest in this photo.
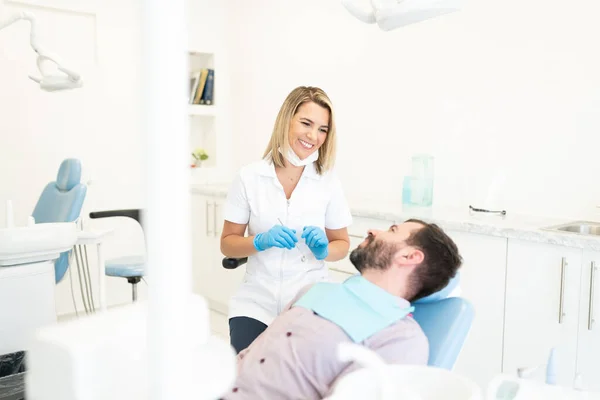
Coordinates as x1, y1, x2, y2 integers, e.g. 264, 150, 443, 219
76, 228, 114, 246
222, 257, 248, 270
89, 209, 143, 225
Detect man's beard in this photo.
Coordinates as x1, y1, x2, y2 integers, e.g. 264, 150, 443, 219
349, 235, 399, 273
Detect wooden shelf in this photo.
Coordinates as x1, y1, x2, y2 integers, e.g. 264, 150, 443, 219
188, 105, 217, 117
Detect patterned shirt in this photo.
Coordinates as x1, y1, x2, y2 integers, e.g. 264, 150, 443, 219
219, 285, 428, 400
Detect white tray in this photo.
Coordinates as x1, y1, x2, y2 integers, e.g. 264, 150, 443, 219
0, 222, 77, 266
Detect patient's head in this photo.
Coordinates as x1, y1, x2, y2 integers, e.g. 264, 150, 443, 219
349, 219, 462, 302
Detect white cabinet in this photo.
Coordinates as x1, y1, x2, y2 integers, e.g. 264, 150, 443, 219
191, 194, 212, 296
576, 250, 600, 391
503, 239, 583, 386
191, 194, 244, 313
446, 231, 507, 390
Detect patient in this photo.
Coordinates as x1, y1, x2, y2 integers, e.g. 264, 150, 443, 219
220, 219, 462, 400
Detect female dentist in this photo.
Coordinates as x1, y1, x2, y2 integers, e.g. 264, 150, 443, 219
220, 86, 353, 354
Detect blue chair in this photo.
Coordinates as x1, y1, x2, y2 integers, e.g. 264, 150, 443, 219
412, 274, 475, 369
32, 159, 87, 283
88, 209, 145, 302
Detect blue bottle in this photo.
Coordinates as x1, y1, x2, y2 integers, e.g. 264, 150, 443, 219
405, 154, 434, 207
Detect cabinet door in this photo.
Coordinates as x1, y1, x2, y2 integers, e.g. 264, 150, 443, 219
447, 231, 507, 390
503, 239, 582, 386
576, 250, 600, 391
207, 197, 246, 312
191, 195, 215, 299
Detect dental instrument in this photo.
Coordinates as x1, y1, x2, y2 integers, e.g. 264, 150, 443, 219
469, 205, 507, 216
277, 217, 309, 262
515, 347, 558, 384
0, 8, 83, 91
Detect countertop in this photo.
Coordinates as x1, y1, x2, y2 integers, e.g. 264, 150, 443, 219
190, 183, 600, 251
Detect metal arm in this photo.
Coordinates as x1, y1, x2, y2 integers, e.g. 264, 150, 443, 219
342, 0, 462, 31
0, 10, 83, 91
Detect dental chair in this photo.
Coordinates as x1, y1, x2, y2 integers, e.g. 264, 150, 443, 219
32, 158, 87, 283
0, 159, 86, 400
412, 275, 474, 369
88, 209, 145, 302
222, 257, 474, 370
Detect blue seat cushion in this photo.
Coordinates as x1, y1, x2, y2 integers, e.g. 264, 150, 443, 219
105, 255, 145, 278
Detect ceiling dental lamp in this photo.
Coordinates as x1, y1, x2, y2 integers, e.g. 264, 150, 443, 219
342, 0, 462, 31
0, 10, 83, 91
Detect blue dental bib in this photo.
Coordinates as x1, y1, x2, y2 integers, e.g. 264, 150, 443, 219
293, 275, 414, 343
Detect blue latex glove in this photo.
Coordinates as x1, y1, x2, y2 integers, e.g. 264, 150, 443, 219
253, 225, 298, 251
301, 226, 329, 260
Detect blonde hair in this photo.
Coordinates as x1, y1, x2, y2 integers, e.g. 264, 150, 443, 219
263, 86, 337, 175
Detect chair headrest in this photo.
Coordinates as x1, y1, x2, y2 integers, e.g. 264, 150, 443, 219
414, 273, 460, 304
56, 159, 82, 191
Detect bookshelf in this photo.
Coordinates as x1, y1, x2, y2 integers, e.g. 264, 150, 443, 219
188, 50, 218, 177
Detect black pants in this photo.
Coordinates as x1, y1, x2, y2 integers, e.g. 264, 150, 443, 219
229, 316, 268, 354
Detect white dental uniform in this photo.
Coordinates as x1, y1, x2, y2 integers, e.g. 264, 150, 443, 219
223, 158, 353, 326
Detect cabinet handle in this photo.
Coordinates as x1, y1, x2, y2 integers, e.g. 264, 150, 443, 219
559, 257, 567, 324
589, 261, 597, 330
213, 202, 219, 237
205, 202, 212, 236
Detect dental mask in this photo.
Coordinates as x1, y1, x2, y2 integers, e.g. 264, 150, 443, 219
278, 145, 319, 167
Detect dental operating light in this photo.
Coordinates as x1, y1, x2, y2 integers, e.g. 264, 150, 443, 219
342, 0, 462, 30
0, 10, 83, 91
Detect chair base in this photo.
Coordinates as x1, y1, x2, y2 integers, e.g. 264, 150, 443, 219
126, 276, 142, 302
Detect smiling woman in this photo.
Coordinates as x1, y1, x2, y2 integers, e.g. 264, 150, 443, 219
217, 86, 353, 354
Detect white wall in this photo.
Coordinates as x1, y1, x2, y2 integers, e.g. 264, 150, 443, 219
225, 0, 600, 220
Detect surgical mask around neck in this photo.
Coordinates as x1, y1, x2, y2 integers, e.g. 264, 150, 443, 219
278, 146, 319, 167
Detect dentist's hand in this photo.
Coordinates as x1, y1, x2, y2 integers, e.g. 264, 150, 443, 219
302, 226, 329, 260
253, 225, 298, 251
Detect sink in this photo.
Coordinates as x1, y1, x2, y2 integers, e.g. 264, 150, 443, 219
545, 221, 600, 236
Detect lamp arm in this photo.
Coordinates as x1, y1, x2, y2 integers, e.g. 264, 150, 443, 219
0, 10, 82, 90
340, 0, 376, 23
0, 11, 42, 52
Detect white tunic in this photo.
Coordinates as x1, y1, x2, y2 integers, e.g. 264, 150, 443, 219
223, 158, 353, 325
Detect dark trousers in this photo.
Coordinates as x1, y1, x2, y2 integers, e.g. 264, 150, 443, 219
229, 316, 268, 354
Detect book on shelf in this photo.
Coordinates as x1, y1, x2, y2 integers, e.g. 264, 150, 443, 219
189, 68, 214, 105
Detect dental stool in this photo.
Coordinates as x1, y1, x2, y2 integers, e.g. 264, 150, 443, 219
32, 158, 87, 283
89, 209, 145, 302
222, 257, 474, 369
